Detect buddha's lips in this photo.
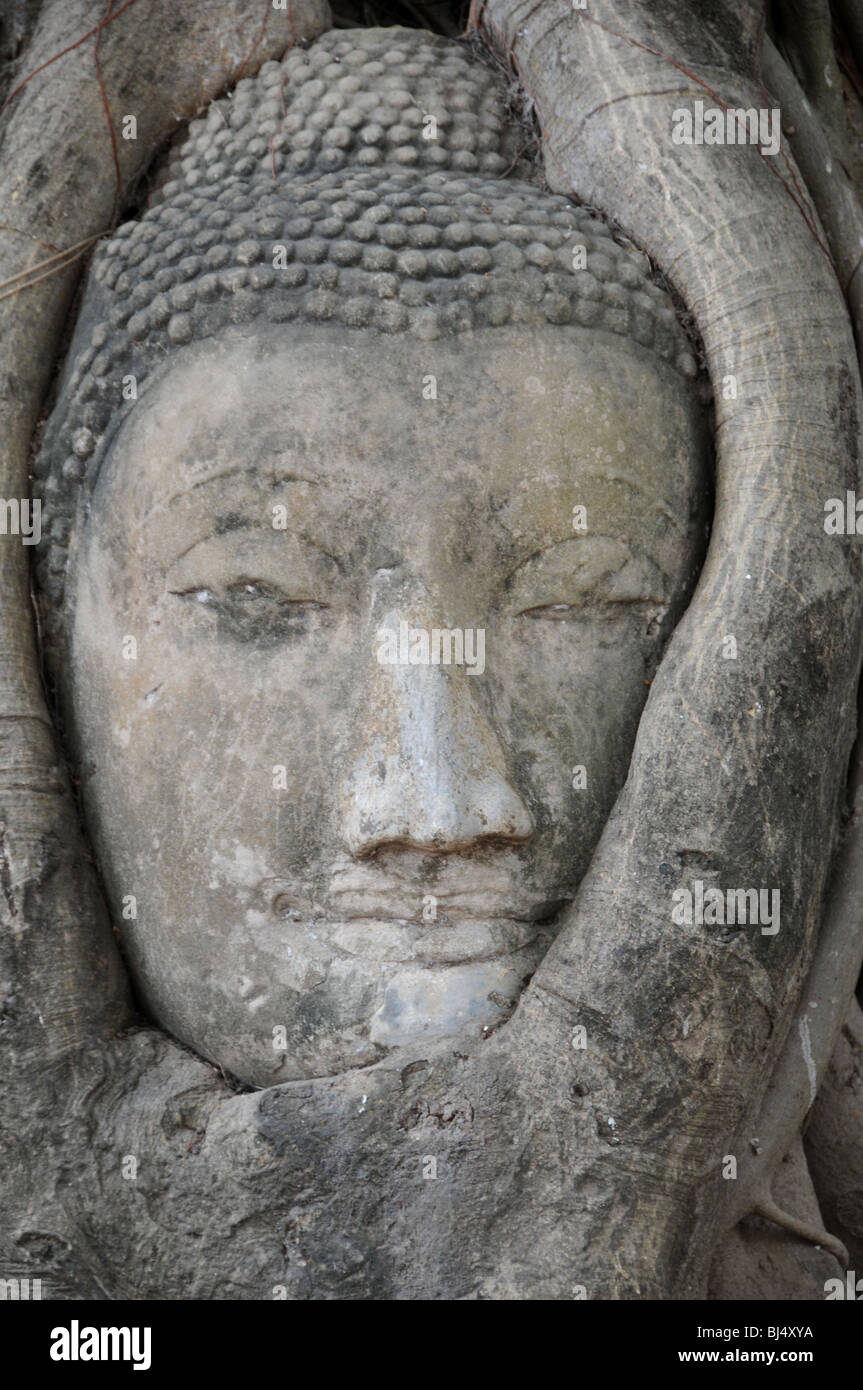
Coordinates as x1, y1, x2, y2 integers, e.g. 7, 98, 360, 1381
324, 866, 570, 924
325, 897, 566, 922
262, 878, 569, 964
315, 914, 555, 966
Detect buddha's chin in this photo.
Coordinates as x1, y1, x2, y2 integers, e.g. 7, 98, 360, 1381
138, 917, 557, 1088
364, 929, 554, 1050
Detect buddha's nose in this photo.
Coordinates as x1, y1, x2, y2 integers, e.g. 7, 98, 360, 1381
339, 609, 533, 857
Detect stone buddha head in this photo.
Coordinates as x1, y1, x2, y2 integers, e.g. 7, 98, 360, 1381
34, 27, 709, 1087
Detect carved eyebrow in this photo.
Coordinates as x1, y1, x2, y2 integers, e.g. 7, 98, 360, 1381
167, 519, 344, 572
506, 474, 689, 545
499, 534, 636, 589
587, 462, 691, 516
169, 466, 320, 501
136, 470, 320, 530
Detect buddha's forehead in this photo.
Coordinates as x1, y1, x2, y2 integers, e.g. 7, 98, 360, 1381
98, 323, 704, 536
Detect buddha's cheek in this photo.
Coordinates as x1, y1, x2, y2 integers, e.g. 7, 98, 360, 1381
161, 660, 345, 865
72, 611, 352, 945
490, 619, 656, 881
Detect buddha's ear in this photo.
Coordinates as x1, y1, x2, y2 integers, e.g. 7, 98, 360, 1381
489, 0, 863, 1288
0, 0, 332, 1078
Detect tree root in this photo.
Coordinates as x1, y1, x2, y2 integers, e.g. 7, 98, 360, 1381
751, 1196, 850, 1268
762, 35, 863, 349
710, 1138, 847, 1298
804, 995, 863, 1269
833, 0, 863, 96
772, 0, 847, 161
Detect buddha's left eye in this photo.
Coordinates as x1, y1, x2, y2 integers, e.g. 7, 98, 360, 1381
519, 603, 581, 620
518, 600, 660, 623
171, 580, 329, 642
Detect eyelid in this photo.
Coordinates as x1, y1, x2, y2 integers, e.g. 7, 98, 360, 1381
225, 579, 327, 604
167, 582, 332, 647
501, 536, 634, 605
501, 535, 630, 588
165, 531, 324, 597
501, 537, 669, 611
168, 581, 328, 606
521, 603, 575, 619
518, 598, 663, 619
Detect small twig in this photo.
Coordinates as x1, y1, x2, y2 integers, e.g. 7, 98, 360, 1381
0, 232, 103, 290
234, 0, 275, 82
0, 233, 103, 303
0, 224, 60, 254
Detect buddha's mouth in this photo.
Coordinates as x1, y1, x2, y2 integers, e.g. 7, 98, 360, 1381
263, 876, 570, 966
322, 913, 561, 965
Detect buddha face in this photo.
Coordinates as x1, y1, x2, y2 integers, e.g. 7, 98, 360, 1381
60, 321, 707, 1085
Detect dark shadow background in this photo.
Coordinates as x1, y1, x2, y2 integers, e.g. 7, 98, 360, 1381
331, 0, 467, 33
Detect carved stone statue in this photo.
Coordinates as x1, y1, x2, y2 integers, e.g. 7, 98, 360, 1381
2, 0, 863, 1303
34, 27, 707, 1088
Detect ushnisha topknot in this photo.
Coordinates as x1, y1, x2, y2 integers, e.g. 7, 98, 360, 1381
34, 26, 697, 613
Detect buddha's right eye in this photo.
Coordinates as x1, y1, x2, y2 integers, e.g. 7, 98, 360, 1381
169, 581, 329, 643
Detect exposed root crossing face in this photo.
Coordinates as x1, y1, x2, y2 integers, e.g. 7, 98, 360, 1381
60, 323, 707, 1084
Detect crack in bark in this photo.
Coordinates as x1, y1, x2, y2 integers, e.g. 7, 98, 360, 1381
0, 820, 18, 925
